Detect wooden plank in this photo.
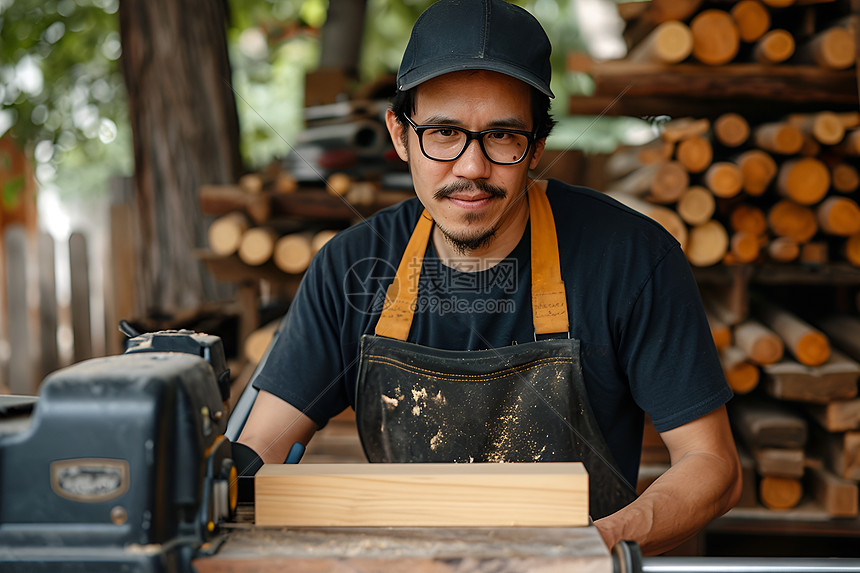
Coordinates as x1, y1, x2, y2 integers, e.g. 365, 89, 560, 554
730, 398, 807, 449
807, 398, 860, 432
763, 350, 860, 404
4, 225, 32, 394
192, 525, 612, 573
807, 466, 858, 518
37, 232, 59, 380
568, 95, 858, 119
107, 177, 138, 355
255, 463, 588, 528
762, 351, 860, 404
820, 430, 860, 480
585, 62, 859, 106
68, 232, 92, 364
753, 447, 805, 478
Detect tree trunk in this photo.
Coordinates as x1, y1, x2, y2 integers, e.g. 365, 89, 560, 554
318, 0, 368, 80
119, 0, 241, 315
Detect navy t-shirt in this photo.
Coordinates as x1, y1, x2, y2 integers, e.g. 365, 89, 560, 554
253, 179, 733, 485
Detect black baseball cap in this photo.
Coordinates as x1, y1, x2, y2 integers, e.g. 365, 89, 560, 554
397, 0, 554, 98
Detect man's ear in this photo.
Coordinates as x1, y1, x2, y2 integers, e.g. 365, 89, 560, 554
528, 137, 547, 171
385, 109, 409, 162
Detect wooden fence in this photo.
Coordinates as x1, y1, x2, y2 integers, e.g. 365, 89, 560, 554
0, 225, 110, 396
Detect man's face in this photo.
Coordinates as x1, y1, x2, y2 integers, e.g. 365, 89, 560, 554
386, 70, 545, 253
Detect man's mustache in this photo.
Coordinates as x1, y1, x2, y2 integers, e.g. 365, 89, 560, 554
433, 180, 507, 200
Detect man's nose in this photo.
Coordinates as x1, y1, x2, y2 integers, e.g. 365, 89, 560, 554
451, 139, 492, 179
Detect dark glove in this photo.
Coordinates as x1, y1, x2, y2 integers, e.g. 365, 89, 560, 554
231, 441, 264, 477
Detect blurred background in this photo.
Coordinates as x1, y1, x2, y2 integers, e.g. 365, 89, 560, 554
1, 0, 860, 555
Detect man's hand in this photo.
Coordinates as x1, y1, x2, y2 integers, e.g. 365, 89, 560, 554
594, 406, 742, 555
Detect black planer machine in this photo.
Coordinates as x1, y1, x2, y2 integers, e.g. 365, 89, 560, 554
0, 329, 237, 572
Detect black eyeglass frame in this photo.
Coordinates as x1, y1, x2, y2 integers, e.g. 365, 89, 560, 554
401, 114, 537, 166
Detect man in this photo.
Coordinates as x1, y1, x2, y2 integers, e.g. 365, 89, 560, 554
237, 0, 741, 555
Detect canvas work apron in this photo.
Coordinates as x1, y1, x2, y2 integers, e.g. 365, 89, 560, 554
355, 185, 637, 519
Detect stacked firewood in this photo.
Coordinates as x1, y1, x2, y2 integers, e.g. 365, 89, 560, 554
619, 0, 855, 69
606, 111, 860, 268
701, 286, 860, 515
201, 164, 340, 276
200, 161, 413, 276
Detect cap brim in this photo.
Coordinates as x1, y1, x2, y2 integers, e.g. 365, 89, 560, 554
398, 58, 555, 98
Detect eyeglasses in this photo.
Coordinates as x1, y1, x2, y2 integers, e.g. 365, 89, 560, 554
402, 115, 536, 165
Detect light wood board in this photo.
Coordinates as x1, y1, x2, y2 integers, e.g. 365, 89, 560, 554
255, 462, 588, 527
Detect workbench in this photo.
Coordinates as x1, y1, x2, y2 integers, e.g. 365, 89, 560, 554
193, 505, 612, 573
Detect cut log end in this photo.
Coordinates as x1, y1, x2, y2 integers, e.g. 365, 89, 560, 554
750, 336, 785, 366
768, 237, 799, 263
730, 0, 770, 43
731, 231, 762, 264
725, 361, 760, 394
686, 220, 729, 267
831, 163, 859, 193
759, 476, 803, 510
650, 161, 690, 203
327, 172, 353, 196
754, 29, 795, 64
677, 186, 715, 226
812, 112, 846, 146
737, 149, 777, 196
690, 10, 740, 66
238, 227, 278, 266
754, 123, 804, 155
845, 233, 860, 266
795, 332, 831, 367
818, 197, 860, 237
731, 205, 767, 236
705, 162, 743, 198
274, 234, 314, 275
208, 212, 249, 256
713, 113, 750, 147
676, 135, 713, 173
777, 158, 831, 206
768, 200, 818, 243
812, 27, 856, 70
630, 20, 694, 64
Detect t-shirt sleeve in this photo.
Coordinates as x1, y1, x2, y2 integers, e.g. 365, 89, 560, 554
251, 247, 352, 426
620, 244, 733, 433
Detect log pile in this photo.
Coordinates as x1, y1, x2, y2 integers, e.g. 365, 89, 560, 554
702, 291, 860, 515
619, 0, 856, 70
200, 160, 412, 279
606, 110, 860, 268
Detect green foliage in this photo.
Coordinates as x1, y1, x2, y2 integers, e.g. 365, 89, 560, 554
226, 0, 328, 169
0, 0, 637, 203
0, 0, 130, 202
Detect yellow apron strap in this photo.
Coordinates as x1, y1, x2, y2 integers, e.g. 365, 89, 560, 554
374, 209, 434, 340
375, 186, 568, 340
529, 185, 569, 335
